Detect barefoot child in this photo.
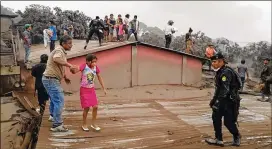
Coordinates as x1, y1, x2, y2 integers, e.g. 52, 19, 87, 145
70, 54, 107, 131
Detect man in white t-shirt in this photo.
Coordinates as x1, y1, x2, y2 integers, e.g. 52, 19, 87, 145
43, 29, 51, 48
164, 20, 177, 48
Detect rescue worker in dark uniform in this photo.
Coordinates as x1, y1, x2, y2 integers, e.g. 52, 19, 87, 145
84, 16, 105, 49
31, 54, 49, 116
205, 53, 242, 147
259, 57, 272, 102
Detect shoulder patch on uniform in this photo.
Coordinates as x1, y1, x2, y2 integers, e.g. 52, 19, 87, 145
222, 76, 227, 81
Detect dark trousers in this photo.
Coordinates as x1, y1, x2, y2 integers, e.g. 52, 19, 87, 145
86, 29, 102, 45
165, 35, 172, 48
116, 27, 120, 41
212, 104, 239, 141
127, 29, 138, 41
262, 81, 271, 96
240, 77, 245, 91
37, 87, 49, 115
50, 40, 55, 52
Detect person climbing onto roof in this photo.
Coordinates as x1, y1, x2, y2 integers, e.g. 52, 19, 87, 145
164, 20, 177, 48
32, 54, 50, 116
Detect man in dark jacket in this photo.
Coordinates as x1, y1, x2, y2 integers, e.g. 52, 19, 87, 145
205, 53, 242, 147
84, 16, 105, 49
31, 54, 50, 116
259, 58, 272, 102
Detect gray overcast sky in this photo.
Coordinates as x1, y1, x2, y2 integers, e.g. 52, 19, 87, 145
1, 1, 271, 44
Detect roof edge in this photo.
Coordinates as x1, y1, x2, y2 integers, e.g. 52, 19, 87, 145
0, 14, 18, 18
137, 42, 207, 61
66, 41, 207, 61
66, 41, 138, 59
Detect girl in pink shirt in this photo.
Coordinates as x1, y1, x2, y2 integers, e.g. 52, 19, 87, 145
70, 54, 106, 131
118, 19, 124, 41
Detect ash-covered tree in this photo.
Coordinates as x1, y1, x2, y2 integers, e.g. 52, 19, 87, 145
17, 4, 91, 43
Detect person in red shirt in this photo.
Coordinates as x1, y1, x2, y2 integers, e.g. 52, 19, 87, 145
205, 44, 217, 70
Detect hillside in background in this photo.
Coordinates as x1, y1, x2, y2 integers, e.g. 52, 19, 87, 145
2, 4, 271, 77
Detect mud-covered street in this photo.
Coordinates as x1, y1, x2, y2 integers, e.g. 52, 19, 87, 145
35, 85, 271, 149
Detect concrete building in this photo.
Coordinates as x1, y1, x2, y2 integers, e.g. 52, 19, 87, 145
20, 40, 205, 93
62, 42, 205, 92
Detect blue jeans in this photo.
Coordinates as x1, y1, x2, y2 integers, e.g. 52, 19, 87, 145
42, 76, 64, 128
24, 46, 30, 62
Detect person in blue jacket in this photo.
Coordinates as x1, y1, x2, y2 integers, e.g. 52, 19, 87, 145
49, 21, 57, 52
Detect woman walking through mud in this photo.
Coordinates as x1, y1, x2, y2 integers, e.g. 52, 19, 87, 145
70, 54, 107, 131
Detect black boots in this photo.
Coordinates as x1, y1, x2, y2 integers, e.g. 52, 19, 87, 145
232, 134, 241, 146
205, 138, 224, 147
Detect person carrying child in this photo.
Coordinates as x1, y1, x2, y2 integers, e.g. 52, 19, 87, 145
70, 54, 107, 131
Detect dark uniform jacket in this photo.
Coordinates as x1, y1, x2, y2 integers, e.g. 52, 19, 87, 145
260, 63, 272, 82
212, 66, 241, 105
89, 19, 105, 30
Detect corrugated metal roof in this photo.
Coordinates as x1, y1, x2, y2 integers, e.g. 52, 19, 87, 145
1, 5, 18, 18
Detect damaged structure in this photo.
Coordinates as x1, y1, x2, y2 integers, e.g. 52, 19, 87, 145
0, 5, 25, 95
1, 6, 42, 149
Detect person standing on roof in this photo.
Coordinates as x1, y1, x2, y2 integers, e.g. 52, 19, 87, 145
23, 24, 32, 64
185, 27, 193, 54
205, 44, 217, 70
127, 15, 139, 41
164, 20, 177, 48
103, 16, 109, 43
116, 14, 122, 41
124, 14, 130, 41
108, 14, 116, 42
49, 21, 58, 52
84, 16, 105, 49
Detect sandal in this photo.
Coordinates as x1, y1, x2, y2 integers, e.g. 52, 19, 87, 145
82, 126, 89, 132
91, 125, 101, 131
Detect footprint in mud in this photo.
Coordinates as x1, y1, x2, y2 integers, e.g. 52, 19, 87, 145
167, 130, 174, 135
110, 117, 118, 121
145, 91, 153, 94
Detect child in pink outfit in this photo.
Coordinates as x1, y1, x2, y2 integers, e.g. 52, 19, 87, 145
118, 19, 124, 41
70, 54, 107, 131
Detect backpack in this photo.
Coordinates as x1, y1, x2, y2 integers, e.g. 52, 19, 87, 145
225, 66, 242, 91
